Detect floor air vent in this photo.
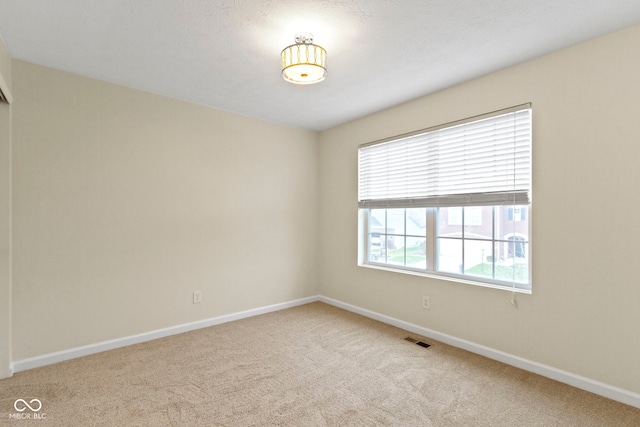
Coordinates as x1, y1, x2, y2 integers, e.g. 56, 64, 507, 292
404, 337, 431, 348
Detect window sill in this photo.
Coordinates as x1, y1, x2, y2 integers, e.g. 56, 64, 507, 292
359, 262, 532, 294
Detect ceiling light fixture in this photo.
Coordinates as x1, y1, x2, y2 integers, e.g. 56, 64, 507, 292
281, 33, 327, 85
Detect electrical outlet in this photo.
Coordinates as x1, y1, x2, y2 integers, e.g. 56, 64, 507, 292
422, 296, 430, 310
193, 290, 202, 304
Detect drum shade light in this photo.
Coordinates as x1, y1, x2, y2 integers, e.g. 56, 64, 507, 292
281, 33, 327, 85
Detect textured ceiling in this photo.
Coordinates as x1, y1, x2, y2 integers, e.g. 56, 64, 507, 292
0, 1, 639, 131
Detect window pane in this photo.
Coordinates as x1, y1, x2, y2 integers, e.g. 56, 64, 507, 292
406, 236, 426, 269
406, 208, 426, 237
437, 237, 462, 274
507, 237, 527, 259
464, 240, 493, 279
446, 207, 462, 225
496, 205, 529, 241
386, 236, 406, 266
464, 206, 492, 239
386, 209, 405, 235
369, 209, 386, 263
370, 209, 386, 234
438, 208, 462, 238
494, 242, 529, 283
368, 233, 385, 263
464, 206, 483, 226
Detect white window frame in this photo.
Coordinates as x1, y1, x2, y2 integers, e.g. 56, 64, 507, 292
357, 105, 532, 293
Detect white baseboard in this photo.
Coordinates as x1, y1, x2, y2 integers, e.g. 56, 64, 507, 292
0, 365, 13, 380
318, 295, 640, 410
11, 295, 318, 373
11, 294, 640, 409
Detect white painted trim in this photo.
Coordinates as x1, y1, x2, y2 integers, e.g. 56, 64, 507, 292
0, 365, 13, 380
318, 295, 640, 409
11, 296, 318, 373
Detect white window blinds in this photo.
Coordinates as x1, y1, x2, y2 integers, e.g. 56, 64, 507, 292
358, 104, 531, 208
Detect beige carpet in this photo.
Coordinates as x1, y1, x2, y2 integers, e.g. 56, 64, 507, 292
1, 302, 639, 426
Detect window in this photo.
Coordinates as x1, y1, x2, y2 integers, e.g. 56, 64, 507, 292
358, 105, 532, 291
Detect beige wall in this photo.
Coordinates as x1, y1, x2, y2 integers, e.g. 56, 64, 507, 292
0, 35, 12, 378
11, 60, 319, 359
318, 23, 640, 394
